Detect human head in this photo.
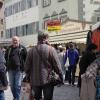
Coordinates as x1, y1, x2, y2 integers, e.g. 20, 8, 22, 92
12, 36, 20, 47
87, 43, 97, 52
69, 43, 75, 49
58, 45, 64, 52
38, 31, 49, 44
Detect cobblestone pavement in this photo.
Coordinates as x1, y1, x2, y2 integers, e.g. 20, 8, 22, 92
5, 82, 79, 100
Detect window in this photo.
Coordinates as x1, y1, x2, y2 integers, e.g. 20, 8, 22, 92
97, 17, 100, 21
27, 0, 32, 8
6, 30, 10, 38
9, 6, 13, 15
42, 0, 51, 7
32, 0, 38, 6
1, 31, 3, 38
36, 22, 39, 32
12, 28, 16, 37
36, 0, 38, 5
6, 22, 39, 38
43, 20, 49, 30
1, 19, 3, 24
14, 3, 19, 13
21, 0, 27, 11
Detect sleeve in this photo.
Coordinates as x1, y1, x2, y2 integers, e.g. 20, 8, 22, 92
75, 50, 79, 64
64, 50, 67, 65
49, 47, 63, 81
24, 48, 33, 74
21, 46, 27, 62
5, 48, 9, 62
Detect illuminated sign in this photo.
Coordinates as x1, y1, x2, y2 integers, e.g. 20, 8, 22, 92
47, 20, 61, 31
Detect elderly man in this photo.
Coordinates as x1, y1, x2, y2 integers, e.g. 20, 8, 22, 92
5, 36, 27, 100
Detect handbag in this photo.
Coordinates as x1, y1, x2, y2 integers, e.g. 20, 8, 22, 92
20, 73, 34, 100
47, 70, 63, 86
36, 46, 63, 86
20, 82, 34, 100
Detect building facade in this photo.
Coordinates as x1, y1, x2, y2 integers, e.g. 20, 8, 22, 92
0, 0, 6, 45
5, 0, 39, 47
39, 0, 81, 31
83, 0, 100, 22
39, 0, 91, 44
4, 0, 93, 46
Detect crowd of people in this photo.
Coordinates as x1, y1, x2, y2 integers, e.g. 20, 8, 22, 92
0, 27, 99, 100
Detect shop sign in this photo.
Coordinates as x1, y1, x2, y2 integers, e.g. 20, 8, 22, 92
47, 20, 61, 31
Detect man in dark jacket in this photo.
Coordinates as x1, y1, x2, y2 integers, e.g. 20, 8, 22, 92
5, 36, 27, 100
24, 32, 63, 100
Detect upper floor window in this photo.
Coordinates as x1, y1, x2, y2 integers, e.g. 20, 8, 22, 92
27, 0, 32, 8
97, 17, 100, 21
1, 19, 3, 24
1, 31, 3, 38
42, 0, 51, 7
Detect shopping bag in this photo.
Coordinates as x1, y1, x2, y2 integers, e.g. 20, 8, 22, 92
20, 82, 34, 100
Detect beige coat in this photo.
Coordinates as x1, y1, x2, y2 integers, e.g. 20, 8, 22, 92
80, 62, 98, 100
80, 77, 96, 100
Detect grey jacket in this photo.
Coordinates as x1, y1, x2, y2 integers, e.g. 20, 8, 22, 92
24, 44, 63, 86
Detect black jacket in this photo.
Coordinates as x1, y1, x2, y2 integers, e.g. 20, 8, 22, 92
5, 45, 27, 71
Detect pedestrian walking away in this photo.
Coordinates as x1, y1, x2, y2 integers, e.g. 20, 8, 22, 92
24, 31, 63, 100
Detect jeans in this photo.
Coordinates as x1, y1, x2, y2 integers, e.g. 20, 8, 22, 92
0, 90, 5, 100
68, 65, 76, 85
33, 84, 54, 100
8, 70, 23, 100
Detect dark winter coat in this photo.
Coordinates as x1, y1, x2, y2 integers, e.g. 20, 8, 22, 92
5, 45, 27, 71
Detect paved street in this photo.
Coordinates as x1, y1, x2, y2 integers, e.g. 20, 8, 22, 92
5, 82, 79, 100
53, 83, 79, 100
